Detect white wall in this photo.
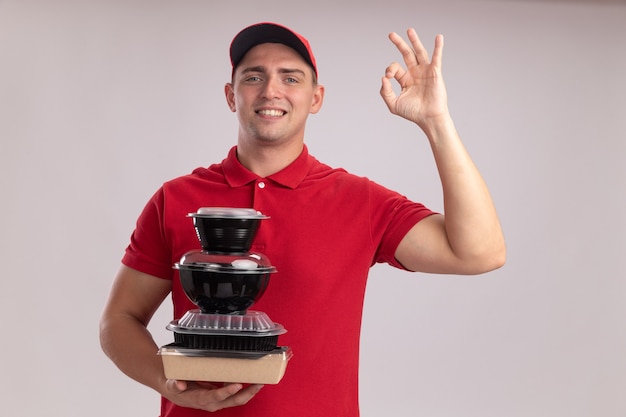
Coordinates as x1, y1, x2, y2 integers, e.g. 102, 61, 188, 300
1, 0, 624, 416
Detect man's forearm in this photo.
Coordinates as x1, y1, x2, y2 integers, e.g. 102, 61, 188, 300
423, 114, 505, 266
100, 314, 167, 395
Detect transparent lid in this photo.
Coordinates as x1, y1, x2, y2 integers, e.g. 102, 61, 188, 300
188, 207, 269, 219
167, 309, 286, 336
175, 250, 276, 273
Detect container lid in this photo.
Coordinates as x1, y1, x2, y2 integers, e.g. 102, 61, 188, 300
167, 309, 287, 336
159, 344, 292, 360
188, 207, 269, 219
174, 250, 277, 274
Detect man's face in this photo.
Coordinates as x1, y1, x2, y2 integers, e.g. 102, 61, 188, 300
226, 43, 323, 146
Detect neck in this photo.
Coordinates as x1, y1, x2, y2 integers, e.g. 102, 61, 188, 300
236, 141, 304, 177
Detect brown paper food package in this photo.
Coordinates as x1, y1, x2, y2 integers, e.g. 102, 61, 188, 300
159, 346, 292, 384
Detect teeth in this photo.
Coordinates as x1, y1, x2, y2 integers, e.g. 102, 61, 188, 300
258, 109, 285, 117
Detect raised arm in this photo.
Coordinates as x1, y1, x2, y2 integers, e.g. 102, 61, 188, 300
381, 29, 506, 274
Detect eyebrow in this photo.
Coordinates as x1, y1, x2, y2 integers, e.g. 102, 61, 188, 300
240, 66, 307, 77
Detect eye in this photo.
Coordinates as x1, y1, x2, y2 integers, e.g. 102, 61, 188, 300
244, 75, 262, 82
285, 76, 299, 84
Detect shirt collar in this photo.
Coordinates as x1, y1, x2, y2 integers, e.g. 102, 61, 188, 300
222, 145, 314, 189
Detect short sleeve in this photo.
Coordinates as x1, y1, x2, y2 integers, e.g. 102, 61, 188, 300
121, 188, 174, 280
369, 180, 436, 269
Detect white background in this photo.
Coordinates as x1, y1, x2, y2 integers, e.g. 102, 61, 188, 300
1, 0, 625, 416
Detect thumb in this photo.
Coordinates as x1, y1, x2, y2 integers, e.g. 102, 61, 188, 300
380, 76, 397, 113
166, 379, 188, 393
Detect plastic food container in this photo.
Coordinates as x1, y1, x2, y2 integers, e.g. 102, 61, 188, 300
166, 310, 286, 351
188, 207, 268, 253
159, 345, 293, 384
174, 250, 277, 314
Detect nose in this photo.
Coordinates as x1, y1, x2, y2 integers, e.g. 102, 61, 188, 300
260, 76, 281, 100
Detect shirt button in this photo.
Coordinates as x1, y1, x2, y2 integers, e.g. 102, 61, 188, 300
258, 182, 266, 189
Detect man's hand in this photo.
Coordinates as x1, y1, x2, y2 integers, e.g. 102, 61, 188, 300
380, 29, 449, 129
163, 379, 264, 412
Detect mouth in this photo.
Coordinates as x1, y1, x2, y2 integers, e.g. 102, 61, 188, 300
256, 109, 286, 117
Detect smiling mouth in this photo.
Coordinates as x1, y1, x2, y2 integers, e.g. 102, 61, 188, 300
257, 109, 285, 117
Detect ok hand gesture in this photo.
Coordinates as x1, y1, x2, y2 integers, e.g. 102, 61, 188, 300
380, 29, 449, 130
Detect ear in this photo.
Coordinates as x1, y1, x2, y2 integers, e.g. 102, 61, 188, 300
224, 83, 236, 112
309, 84, 325, 114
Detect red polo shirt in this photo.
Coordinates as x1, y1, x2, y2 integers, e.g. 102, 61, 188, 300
122, 145, 434, 417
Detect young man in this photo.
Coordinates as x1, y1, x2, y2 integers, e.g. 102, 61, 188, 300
100, 22, 505, 417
